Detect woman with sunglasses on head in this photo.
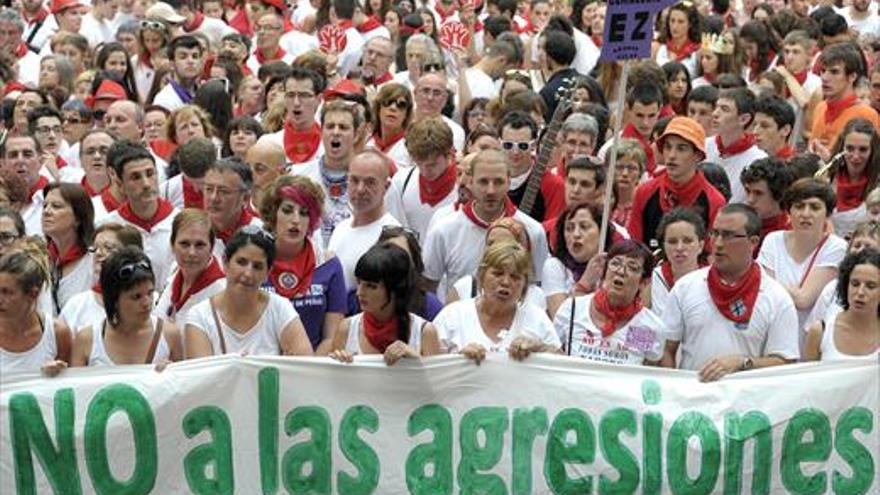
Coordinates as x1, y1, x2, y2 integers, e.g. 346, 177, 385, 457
134, 18, 173, 103
0, 245, 72, 375
42, 183, 94, 315
185, 227, 313, 357
69, 246, 182, 367
61, 224, 143, 335
368, 83, 414, 168
822, 119, 880, 238
649, 208, 706, 318
329, 243, 441, 365
261, 176, 346, 354
803, 249, 880, 361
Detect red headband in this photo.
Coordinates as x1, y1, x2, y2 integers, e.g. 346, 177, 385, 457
279, 185, 321, 234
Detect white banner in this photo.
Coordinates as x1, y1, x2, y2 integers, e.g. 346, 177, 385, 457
1, 355, 878, 494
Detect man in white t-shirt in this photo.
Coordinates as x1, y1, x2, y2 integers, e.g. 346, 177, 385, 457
327, 150, 400, 290
843, 0, 880, 36
662, 204, 799, 381
166, 0, 236, 48
464, 40, 516, 100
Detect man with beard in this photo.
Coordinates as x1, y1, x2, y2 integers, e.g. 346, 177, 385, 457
358, 37, 395, 87
153, 35, 205, 112
843, 0, 880, 36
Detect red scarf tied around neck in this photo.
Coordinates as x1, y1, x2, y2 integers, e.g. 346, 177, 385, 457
269, 239, 317, 299
592, 288, 643, 338
216, 207, 256, 243
824, 94, 858, 125
363, 311, 400, 352
837, 172, 868, 212
27, 176, 49, 203
255, 46, 287, 65
182, 177, 204, 208
170, 257, 225, 314
760, 213, 791, 239
715, 134, 757, 158
47, 240, 86, 270
357, 15, 382, 33
419, 164, 457, 207
117, 199, 175, 233
667, 40, 700, 61
658, 170, 707, 211
622, 124, 656, 175
707, 262, 762, 324
283, 122, 321, 164
660, 262, 676, 289
372, 130, 405, 153
462, 198, 517, 228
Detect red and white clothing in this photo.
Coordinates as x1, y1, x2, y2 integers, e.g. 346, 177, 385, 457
266, 123, 324, 165
344, 312, 427, 354
15, 44, 41, 87
52, 252, 94, 315
154, 259, 226, 323
211, 212, 263, 263
662, 266, 800, 370
366, 133, 412, 168
245, 46, 296, 74
655, 41, 700, 76
552, 293, 667, 365
434, 298, 560, 354
704, 134, 767, 203
279, 30, 319, 61
336, 22, 365, 78
384, 165, 457, 241
161, 175, 204, 210
22, 180, 47, 236
91, 189, 123, 223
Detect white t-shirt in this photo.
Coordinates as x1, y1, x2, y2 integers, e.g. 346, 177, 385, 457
326, 212, 401, 290
22, 188, 44, 236
153, 270, 226, 323
280, 30, 320, 60
662, 266, 800, 371
552, 293, 667, 365
345, 312, 426, 354
188, 17, 237, 48
98, 206, 179, 293
0, 312, 57, 374
451, 275, 546, 310
831, 203, 866, 240
384, 166, 457, 242
60, 289, 104, 334
805, 279, 840, 330
185, 292, 300, 356
572, 28, 599, 76
365, 135, 412, 169
433, 298, 560, 354
541, 257, 575, 297
757, 231, 847, 333
465, 67, 499, 100
704, 136, 768, 204
649, 265, 673, 318
54, 254, 94, 315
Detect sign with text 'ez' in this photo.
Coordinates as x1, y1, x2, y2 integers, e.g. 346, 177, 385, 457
601, 0, 681, 61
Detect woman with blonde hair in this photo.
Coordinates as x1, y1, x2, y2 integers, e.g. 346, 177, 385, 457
165, 105, 217, 148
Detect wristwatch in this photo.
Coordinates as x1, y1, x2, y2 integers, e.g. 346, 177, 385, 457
740, 356, 754, 371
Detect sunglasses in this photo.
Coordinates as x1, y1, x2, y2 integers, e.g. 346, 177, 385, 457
382, 99, 408, 110
422, 63, 444, 73
501, 140, 533, 151
140, 19, 165, 31
118, 260, 151, 280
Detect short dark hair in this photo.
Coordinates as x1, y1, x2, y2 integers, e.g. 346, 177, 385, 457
740, 157, 795, 203
604, 239, 655, 281
565, 156, 604, 187
175, 138, 216, 179
788, 153, 822, 179
101, 246, 155, 326
332, 0, 355, 19
820, 42, 865, 77
699, 162, 732, 201
716, 73, 747, 89
26, 105, 63, 136
166, 34, 203, 60
225, 226, 275, 266
497, 110, 538, 140
285, 66, 326, 95
491, 0, 518, 18
719, 203, 761, 237
542, 30, 576, 67
719, 87, 756, 121
107, 140, 155, 179
656, 207, 707, 261
207, 157, 254, 191
754, 95, 795, 140
688, 85, 719, 106
783, 178, 836, 215
544, 14, 574, 37
484, 15, 512, 38
837, 249, 880, 316
820, 13, 848, 38
626, 83, 665, 109
0, 134, 41, 158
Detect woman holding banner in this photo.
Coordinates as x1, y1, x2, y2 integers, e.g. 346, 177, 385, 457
434, 241, 561, 363
329, 243, 441, 365
184, 227, 313, 357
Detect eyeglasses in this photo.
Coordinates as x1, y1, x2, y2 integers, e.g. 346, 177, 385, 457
285, 91, 315, 101
87, 242, 121, 255
381, 225, 420, 241
140, 19, 165, 30
708, 229, 750, 242
63, 116, 87, 125
382, 99, 408, 110
0, 232, 20, 245
606, 257, 644, 276
83, 146, 110, 157
501, 140, 534, 151
256, 23, 283, 32
117, 260, 151, 280
422, 63, 444, 73
35, 125, 63, 135
417, 87, 446, 99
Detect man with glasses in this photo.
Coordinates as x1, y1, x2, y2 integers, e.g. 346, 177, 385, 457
27, 105, 80, 183
203, 158, 262, 261
359, 36, 395, 87
247, 12, 294, 74
661, 204, 799, 381
267, 67, 325, 164
0, 135, 46, 235
79, 129, 122, 221
153, 35, 206, 112
60, 99, 93, 164
0, 8, 40, 87
499, 111, 564, 222
414, 72, 464, 151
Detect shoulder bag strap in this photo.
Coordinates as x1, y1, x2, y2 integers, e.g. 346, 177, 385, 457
798, 234, 830, 288
144, 318, 164, 364
401, 166, 417, 198
470, 277, 478, 298
209, 297, 228, 354
25, 19, 44, 49
567, 296, 576, 356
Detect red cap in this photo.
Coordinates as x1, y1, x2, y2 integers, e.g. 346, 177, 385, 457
85, 80, 127, 109
50, 0, 85, 14
260, 0, 287, 11
323, 79, 365, 100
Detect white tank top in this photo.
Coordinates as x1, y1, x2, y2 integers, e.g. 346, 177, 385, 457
0, 312, 57, 374
345, 312, 425, 355
88, 316, 170, 366
820, 311, 880, 361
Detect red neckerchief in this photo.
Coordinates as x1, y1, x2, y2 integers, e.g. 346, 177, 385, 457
184, 12, 205, 32
55, 155, 66, 169
372, 129, 405, 152
141, 51, 153, 69
776, 145, 796, 161
47, 240, 86, 270
703, 72, 716, 84
150, 139, 177, 162
667, 39, 700, 61
357, 15, 382, 33
591, 288, 643, 338
268, 240, 316, 299
707, 262, 762, 324
27, 176, 49, 203
338, 20, 354, 30
363, 311, 399, 352
255, 46, 287, 64
591, 34, 602, 47
15, 43, 28, 58
837, 172, 868, 211
80, 177, 104, 197
170, 257, 225, 313
661, 262, 676, 288
92, 282, 102, 294
824, 94, 858, 125
283, 121, 321, 163
117, 199, 174, 232
462, 198, 516, 228
182, 177, 204, 208
24, 8, 48, 25
216, 207, 255, 243
658, 169, 707, 211
761, 212, 791, 239
419, 163, 457, 206
100, 188, 122, 212
715, 133, 757, 158
659, 104, 676, 119
228, 8, 252, 36
622, 123, 656, 175
374, 72, 393, 85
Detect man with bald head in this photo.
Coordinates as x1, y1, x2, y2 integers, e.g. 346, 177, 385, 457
104, 100, 168, 181
413, 72, 465, 150
327, 149, 400, 290
245, 136, 287, 210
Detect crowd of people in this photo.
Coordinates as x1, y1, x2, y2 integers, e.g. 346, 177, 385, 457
0, 0, 878, 382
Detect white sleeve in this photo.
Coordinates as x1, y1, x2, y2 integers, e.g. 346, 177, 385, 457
804, 281, 837, 330
764, 290, 801, 361
661, 284, 685, 342
525, 306, 561, 349
423, 227, 446, 283
756, 232, 778, 272
814, 236, 847, 269
650, 269, 670, 317
384, 175, 406, 226
541, 257, 569, 296
552, 296, 575, 349
271, 294, 301, 341
431, 305, 459, 353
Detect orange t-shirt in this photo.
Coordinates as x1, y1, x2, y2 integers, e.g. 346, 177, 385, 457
811, 103, 880, 149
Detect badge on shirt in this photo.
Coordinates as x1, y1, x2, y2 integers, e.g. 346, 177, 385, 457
279, 272, 299, 290
730, 299, 750, 330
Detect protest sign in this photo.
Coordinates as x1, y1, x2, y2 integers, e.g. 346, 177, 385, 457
601, 0, 682, 62
2, 355, 877, 494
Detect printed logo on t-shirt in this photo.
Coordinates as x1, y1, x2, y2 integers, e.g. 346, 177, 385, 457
624, 325, 657, 353
278, 272, 299, 291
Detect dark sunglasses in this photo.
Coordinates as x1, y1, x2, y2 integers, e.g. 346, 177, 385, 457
118, 260, 151, 280
422, 63, 444, 73
382, 99, 408, 110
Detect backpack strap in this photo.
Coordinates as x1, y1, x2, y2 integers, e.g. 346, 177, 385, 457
470, 276, 478, 298
144, 318, 164, 364
401, 167, 417, 198
209, 297, 228, 354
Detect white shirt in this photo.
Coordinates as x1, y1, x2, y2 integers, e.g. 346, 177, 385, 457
541, 257, 575, 297
365, 135, 412, 168
245, 48, 296, 76
185, 291, 300, 355
153, 83, 189, 112
17, 49, 41, 88
805, 279, 840, 330
552, 293, 667, 365
160, 175, 186, 209
844, 5, 880, 37
22, 188, 45, 236
337, 26, 365, 78
0, 311, 58, 374
465, 67, 498, 100
327, 212, 400, 290
654, 44, 699, 77
133, 57, 155, 104
54, 254, 94, 315
649, 265, 674, 318
22, 14, 56, 52
80, 12, 115, 48
345, 312, 425, 354
572, 28, 599, 76
441, 115, 465, 151
87, 316, 170, 366
187, 17, 236, 48
280, 30, 320, 61
704, 136, 768, 204
662, 266, 800, 371
384, 166, 457, 242
433, 298, 560, 354
153, 269, 226, 323
60, 289, 104, 334
818, 309, 880, 361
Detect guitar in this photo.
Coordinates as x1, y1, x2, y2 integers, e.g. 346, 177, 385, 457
518, 92, 572, 217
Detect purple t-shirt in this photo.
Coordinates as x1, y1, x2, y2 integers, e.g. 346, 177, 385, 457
264, 257, 347, 350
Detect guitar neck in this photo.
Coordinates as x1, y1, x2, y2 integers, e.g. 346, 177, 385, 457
518, 123, 562, 216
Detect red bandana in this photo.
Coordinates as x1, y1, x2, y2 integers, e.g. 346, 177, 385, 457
760, 212, 791, 239
228, 8, 251, 36
707, 262, 762, 324
150, 139, 177, 162
216, 207, 256, 243
776, 145, 796, 161
703, 72, 716, 84
357, 15, 382, 33
591, 34, 602, 47
372, 129, 405, 153
55, 155, 66, 169
592, 288, 643, 338
837, 172, 868, 212
667, 40, 700, 61
47, 240, 86, 270
824, 94, 858, 125
363, 311, 399, 352
169, 257, 225, 314
185, 12, 205, 32
24, 8, 49, 25
15, 43, 28, 58
419, 164, 457, 207
373, 72, 393, 85
622, 123, 656, 175
283, 121, 321, 163
269, 240, 316, 299
462, 198, 517, 228
27, 176, 49, 203
182, 177, 204, 208
435, 2, 456, 21
337, 20, 354, 30
255, 46, 287, 65
117, 199, 175, 232
715, 133, 757, 158
661, 262, 676, 289
100, 188, 122, 213
658, 170, 707, 211
80, 177, 104, 197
